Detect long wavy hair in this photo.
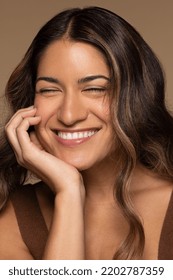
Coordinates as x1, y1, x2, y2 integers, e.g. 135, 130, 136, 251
1, 6, 173, 259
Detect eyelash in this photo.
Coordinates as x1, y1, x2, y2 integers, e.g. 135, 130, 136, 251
37, 89, 60, 94
84, 88, 106, 92
37, 88, 106, 93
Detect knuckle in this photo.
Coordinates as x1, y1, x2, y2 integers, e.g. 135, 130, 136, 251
5, 123, 10, 133
16, 122, 25, 134
16, 156, 24, 166
16, 126, 21, 133
17, 151, 31, 167
22, 151, 31, 163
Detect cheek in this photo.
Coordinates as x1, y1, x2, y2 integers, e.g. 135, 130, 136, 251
34, 96, 44, 115
94, 100, 111, 122
34, 97, 56, 125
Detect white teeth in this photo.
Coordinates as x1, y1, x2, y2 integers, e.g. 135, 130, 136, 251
73, 132, 78, 139
84, 132, 88, 138
66, 133, 72, 140
78, 132, 83, 139
57, 130, 97, 140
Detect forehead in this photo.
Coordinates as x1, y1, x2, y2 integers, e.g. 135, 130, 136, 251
37, 39, 110, 77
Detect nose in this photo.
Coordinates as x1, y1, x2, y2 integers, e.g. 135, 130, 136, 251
57, 92, 88, 126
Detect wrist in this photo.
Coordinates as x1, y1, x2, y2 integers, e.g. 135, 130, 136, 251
54, 185, 85, 207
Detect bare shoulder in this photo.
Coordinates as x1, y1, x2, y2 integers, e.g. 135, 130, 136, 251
131, 165, 173, 259
131, 164, 173, 228
132, 165, 173, 196
0, 198, 33, 260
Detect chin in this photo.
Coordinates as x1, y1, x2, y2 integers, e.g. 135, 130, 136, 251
57, 155, 93, 171
64, 159, 91, 171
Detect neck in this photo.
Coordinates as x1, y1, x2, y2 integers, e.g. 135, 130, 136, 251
81, 156, 118, 203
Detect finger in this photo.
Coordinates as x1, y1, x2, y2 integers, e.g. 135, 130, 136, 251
5, 108, 36, 138
5, 108, 40, 164
5, 125, 23, 159
7, 116, 41, 166
6, 107, 37, 128
5, 107, 37, 149
15, 116, 41, 151
30, 131, 44, 150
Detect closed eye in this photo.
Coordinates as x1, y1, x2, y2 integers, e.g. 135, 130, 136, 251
86, 88, 106, 91
83, 87, 107, 93
82, 87, 108, 97
36, 88, 62, 95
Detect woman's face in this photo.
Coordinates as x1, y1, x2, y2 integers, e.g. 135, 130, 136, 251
34, 39, 115, 170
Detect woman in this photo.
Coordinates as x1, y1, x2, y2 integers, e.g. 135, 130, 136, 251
0, 6, 173, 260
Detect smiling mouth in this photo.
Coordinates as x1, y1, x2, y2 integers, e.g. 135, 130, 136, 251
54, 129, 98, 140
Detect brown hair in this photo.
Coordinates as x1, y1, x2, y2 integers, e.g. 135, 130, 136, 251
1, 6, 173, 259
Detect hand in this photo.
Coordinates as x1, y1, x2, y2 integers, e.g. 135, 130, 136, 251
5, 106, 85, 198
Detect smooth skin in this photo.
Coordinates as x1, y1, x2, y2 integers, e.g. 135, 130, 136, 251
1, 40, 173, 259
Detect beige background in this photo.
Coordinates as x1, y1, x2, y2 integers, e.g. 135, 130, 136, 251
1, 0, 173, 128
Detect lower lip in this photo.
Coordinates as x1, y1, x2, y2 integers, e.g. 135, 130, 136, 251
53, 132, 98, 147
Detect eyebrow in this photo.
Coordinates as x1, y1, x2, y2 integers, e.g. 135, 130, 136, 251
78, 75, 110, 84
36, 75, 110, 85
36, 76, 59, 84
